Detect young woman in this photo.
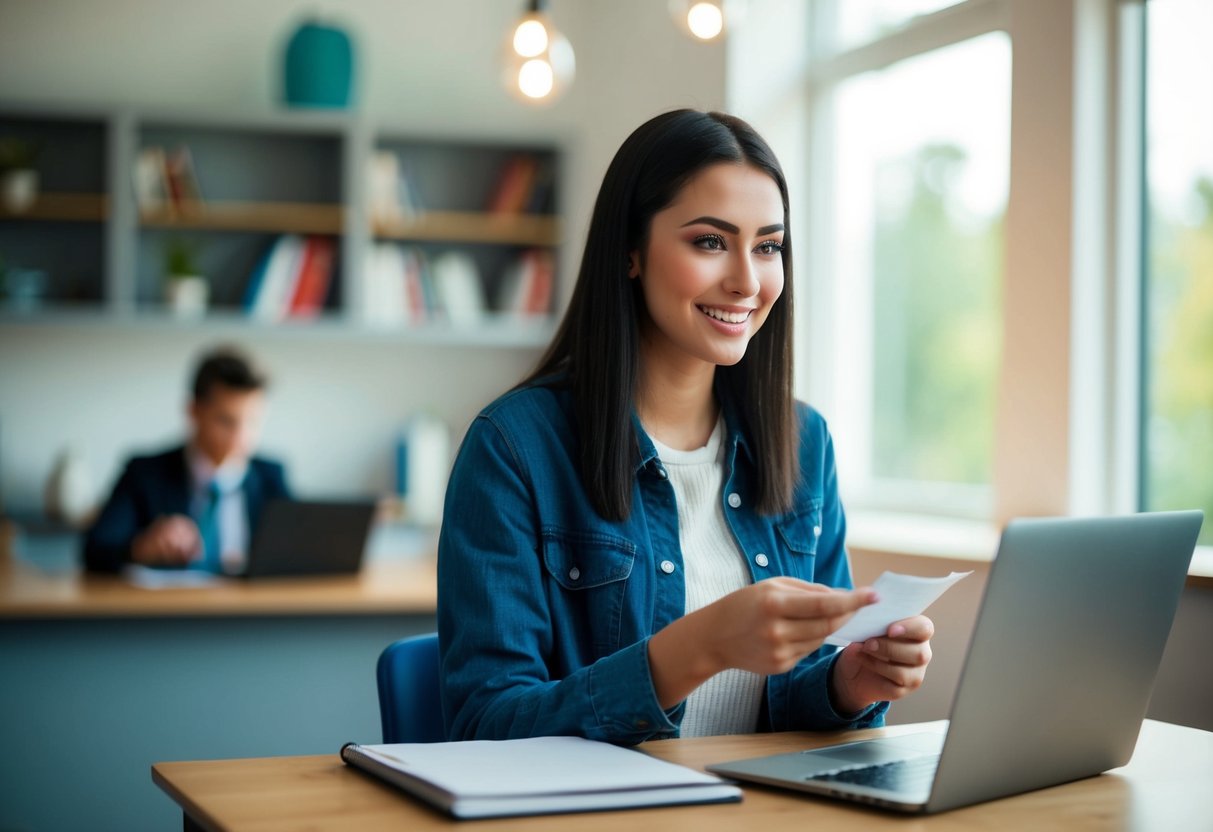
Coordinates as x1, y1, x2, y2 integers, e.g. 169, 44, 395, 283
437, 110, 933, 744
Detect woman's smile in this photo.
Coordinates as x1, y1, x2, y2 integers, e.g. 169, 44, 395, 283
697, 304, 754, 325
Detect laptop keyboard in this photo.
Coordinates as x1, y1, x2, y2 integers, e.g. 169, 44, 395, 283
807, 755, 940, 792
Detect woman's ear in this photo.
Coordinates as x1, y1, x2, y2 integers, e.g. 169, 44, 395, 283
627, 251, 641, 279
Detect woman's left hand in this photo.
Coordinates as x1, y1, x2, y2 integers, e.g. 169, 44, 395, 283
829, 615, 934, 715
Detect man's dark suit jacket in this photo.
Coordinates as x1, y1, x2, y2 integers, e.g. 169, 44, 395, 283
82, 446, 292, 573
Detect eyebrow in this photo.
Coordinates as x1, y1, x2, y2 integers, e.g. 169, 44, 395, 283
680, 216, 785, 236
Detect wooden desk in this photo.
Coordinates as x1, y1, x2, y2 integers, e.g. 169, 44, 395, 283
1187, 548, 1213, 590
0, 555, 438, 832
153, 720, 1212, 831
0, 556, 437, 618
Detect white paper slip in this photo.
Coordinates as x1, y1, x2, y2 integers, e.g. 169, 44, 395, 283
826, 570, 972, 646
122, 564, 227, 589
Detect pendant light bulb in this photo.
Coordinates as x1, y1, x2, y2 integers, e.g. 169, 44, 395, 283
518, 59, 555, 99
513, 18, 549, 58
669, 0, 739, 42
502, 4, 574, 105
687, 3, 724, 39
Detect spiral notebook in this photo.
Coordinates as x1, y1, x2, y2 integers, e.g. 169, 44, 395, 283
340, 735, 742, 819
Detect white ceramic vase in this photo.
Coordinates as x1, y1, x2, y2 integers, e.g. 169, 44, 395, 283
1, 169, 38, 213
165, 275, 209, 318
45, 447, 94, 528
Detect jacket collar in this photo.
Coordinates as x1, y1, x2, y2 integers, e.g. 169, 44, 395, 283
630, 392, 754, 474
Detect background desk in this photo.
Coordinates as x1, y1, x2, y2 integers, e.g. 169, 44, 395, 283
0, 552, 437, 832
152, 720, 1213, 831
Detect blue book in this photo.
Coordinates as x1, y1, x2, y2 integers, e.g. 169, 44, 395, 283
242, 238, 277, 312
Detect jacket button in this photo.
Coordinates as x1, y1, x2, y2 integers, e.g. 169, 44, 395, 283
813, 525, 822, 537
727, 492, 742, 508
568, 567, 580, 581
656, 465, 668, 480
755, 553, 769, 567
660, 560, 676, 574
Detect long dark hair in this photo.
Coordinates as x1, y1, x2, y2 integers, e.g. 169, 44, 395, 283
522, 109, 797, 521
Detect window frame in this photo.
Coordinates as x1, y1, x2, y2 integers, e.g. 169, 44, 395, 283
792, 0, 1147, 535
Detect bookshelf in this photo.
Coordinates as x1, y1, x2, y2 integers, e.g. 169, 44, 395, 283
0, 110, 109, 304
0, 192, 108, 222
140, 202, 343, 235
0, 102, 563, 345
373, 211, 560, 247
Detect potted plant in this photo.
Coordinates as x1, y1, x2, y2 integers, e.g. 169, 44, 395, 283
0, 136, 41, 213
163, 237, 209, 317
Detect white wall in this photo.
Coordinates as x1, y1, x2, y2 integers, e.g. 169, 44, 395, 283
0, 0, 727, 510
0, 323, 540, 504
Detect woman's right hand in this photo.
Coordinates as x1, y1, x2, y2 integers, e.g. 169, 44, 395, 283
647, 578, 877, 709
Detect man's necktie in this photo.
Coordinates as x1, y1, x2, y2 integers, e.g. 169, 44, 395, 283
198, 480, 222, 573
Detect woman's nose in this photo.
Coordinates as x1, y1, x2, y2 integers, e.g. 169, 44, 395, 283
723, 251, 761, 297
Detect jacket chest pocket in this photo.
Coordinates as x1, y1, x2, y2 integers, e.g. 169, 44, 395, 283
541, 526, 637, 659
775, 498, 823, 579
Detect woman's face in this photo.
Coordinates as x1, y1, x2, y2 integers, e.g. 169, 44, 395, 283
631, 162, 785, 371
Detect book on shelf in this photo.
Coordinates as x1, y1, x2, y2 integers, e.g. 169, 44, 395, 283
486, 154, 540, 215
526, 161, 556, 214
364, 244, 487, 327
134, 144, 203, 215
248, 234, 305, 322
363, 243, 410, 326
132, 147, 170, 211
244, 235, 335, 321
288, 236, 337, 319
167, 146, 202, 208
413, 249, 439, 319
368, 150, 424, 229
339, 735, 742, 820
430, 250, 485, 326
402, 247, 429, 324
497, 248, 554, 319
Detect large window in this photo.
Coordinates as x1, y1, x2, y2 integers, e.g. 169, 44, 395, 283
783, 0, 1210, 550
824, 0, 964, 49
806, 5, 1009, 518
1144, 0, 1213, 545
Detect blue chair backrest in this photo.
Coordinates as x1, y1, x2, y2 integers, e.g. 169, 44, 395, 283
376, 632, 445, 744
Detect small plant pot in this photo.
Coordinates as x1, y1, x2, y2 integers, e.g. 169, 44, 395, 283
1, 169, 39, 213
165, 275, 209, 318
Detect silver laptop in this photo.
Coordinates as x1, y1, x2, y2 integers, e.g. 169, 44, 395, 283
707, 510, 1203, 813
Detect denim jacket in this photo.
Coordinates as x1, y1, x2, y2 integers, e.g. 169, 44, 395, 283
437, 380, 888, 745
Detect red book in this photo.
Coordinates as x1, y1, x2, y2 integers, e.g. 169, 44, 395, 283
288, 236, 336, 318
523, 249, 554, 315
506, 158, 538, 213
167, 145, 202, 210
487, 155, 538, 214
404, 253, 428, 323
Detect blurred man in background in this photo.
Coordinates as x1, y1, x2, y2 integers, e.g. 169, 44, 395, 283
83, 346, 291, 574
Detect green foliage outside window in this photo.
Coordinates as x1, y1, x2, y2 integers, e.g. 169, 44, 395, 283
1147, 178, 1213, 545
871, 143, 1003, 485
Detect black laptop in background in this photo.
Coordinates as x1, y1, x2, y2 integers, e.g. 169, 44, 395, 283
243, 499, 377, 578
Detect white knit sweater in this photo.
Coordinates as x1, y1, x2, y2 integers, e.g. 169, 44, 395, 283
648, 419, 765, 737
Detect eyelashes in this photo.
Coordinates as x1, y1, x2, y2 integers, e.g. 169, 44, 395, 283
692, 234, 784, 255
